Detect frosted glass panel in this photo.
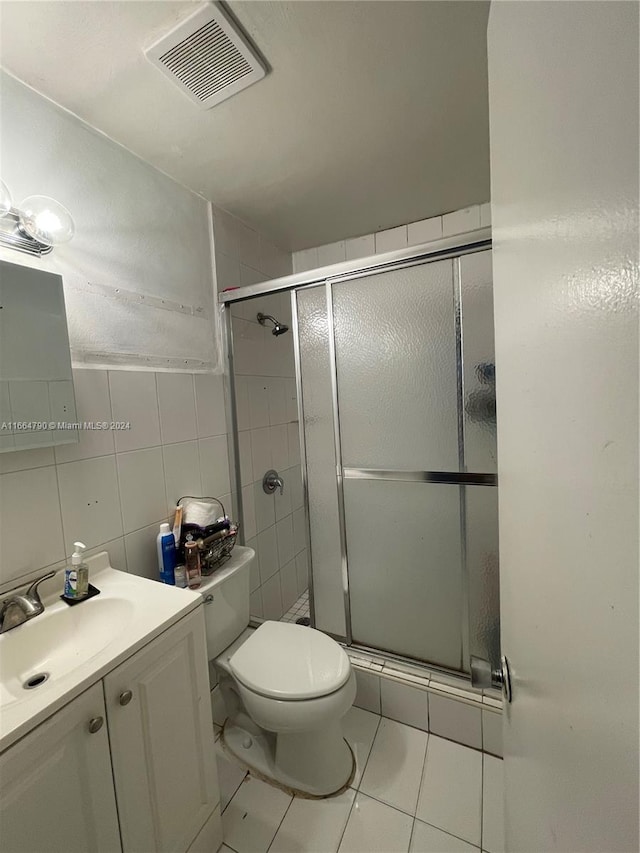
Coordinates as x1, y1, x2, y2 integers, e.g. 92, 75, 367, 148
345, 478, 463, 669
460, 251, 497, 473
332, 260, 459, 470
466, 485, 500, 670
297, 287, 346, 638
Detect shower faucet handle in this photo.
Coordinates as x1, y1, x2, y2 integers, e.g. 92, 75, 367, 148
263, 469, 284, 496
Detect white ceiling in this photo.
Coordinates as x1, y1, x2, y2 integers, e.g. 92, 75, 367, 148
0, 1, 490, 250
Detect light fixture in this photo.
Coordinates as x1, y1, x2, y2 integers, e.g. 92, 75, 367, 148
0, 181, 75, 257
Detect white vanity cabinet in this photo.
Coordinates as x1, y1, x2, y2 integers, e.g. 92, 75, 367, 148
104, 608, 219, 853
0, 608, 220, 853
0, 682, 121, 853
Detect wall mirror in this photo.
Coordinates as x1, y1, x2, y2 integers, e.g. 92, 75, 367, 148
0, 260, 78, 452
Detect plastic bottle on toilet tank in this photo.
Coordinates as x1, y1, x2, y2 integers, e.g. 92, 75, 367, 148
157, 523, 176, 585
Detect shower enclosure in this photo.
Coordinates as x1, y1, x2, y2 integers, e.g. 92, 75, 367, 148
224, 233, 499, 681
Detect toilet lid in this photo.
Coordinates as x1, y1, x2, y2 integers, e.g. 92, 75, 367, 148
229, 621, 352, 700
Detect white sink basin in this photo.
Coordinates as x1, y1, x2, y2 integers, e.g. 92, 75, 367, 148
0, 552, 202, 752
0, 596, 135, 707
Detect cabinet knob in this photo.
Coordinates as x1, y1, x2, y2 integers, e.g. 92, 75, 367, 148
88, 716, 104, 734
119, 689, 133, 706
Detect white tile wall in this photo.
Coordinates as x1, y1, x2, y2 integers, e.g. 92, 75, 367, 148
109, 370, 161, 453
318, 241, 347, 266
117, 447, 166, 533
229, 281, 308, 620
442, 206, 481, 237
345, 234, 375, 261
407, 216, 443, 245
381, 678, 429, 732
480, 201, 492, 228
199, 435, 231, 497
354, 668, 382, 714
156, 372, 197, 444
354, 667, 502, 754
482, 709, 503, 758
0, 465, 65, 586
0, 367, 230, 593
58, 454, 124, 546
375, 225, 408, 254
215, 206, 503, 766
213, 205, 291, 297
293, 203, 489, 273
428, 692, 482, 750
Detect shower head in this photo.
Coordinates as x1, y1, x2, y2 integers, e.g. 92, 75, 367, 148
257, 312, 289, 336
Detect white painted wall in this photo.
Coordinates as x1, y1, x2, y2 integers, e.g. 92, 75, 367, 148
0, 74, 292, 594
488, 2, 639, 851
0, 71, 216, 370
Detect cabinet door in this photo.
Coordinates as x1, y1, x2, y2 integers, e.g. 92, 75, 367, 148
0, 683, 121, 853
104, 610, 219, 853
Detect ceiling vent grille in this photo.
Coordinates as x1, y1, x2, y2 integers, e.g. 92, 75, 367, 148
145, 2, 266, 110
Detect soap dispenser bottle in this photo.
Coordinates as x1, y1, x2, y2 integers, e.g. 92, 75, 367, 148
64, 541, 88, 599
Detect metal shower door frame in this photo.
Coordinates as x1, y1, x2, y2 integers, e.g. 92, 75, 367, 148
221, 229, 495, 678
322, 256, 496, 672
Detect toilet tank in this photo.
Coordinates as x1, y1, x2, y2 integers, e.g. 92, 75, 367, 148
196, 546, 254, 659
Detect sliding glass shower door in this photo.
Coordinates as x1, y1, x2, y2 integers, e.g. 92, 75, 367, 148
296, 249, 499, 675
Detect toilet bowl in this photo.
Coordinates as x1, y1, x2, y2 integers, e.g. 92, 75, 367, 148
196, 547, 356, 797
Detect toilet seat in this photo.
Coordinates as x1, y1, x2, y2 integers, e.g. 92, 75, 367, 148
229, 621, 351, 700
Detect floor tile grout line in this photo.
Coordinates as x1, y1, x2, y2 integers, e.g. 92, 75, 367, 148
354, 713, 382, 793
481, 750, 485, 851
414, 730, 431, 821
220, 771, 248, 816
407, 816, 418, 853
265, 790, 295, 853
416, 816, 483, 849
335, 787, 360, 853
357, 721, 429, 819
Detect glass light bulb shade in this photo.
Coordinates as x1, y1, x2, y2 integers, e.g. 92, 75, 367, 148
19, 195, 75, 246
0, 179, 12, 218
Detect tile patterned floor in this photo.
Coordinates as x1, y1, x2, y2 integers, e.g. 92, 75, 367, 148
280, 589, 310, 623
215, 706, 504, 853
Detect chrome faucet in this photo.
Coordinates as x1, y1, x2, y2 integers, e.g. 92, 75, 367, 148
263, 469, 285, 496
0, 570, 56, 634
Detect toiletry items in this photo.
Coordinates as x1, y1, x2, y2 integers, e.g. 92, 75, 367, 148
174, 564, 187, 589
185, 542, 201, 589
64, 542, 88, 600
172, 505, 183, 548
157, 523, 176, 585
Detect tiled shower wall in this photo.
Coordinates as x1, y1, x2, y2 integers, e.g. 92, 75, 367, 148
0, 368, 230, 592
210, 206, 304, 620
293, 202, 491, 272
230, 291, 309, 621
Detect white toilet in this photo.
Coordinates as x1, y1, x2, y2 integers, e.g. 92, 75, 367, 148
197, 546, 356, 797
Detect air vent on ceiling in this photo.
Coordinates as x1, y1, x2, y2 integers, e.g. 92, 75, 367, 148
145, 2, 266, 110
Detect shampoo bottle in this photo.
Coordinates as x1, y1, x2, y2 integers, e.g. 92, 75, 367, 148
157, 523, 176, 585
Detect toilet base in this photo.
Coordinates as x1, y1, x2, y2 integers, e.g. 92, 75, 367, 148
222, 714, 355, 798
